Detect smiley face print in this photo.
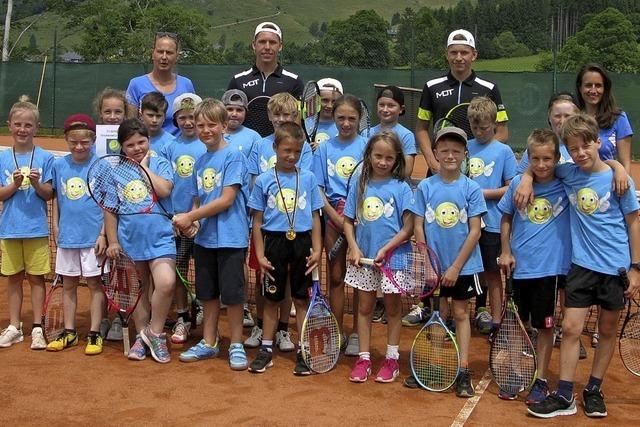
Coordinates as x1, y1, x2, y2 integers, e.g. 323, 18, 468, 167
202, 168, 216, 192
527, 198, 552, 224
468, 158, 485, 178
435, 202, 460, 228
362, 197, 384, 222
123, 179, 148, 203
576, 188, 598, 215
276, 188, 297, 213
62, 177, 87, 200
335, 156, 358, 179
175, 155, 195, 178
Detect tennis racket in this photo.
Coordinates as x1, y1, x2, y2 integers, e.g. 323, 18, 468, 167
360, 240, 440, 298
42, 274, 64, 343
102, 251, 143, 355
358, 99, 371, 139
176, 235, 199, 328
619, 267, 640, 377
300, 265, 341, 373
87, 154, 173, 219
489, 276, 537, 395
327, 160, 363, 261
246, 95, 273, 137
300, 81, 321, 145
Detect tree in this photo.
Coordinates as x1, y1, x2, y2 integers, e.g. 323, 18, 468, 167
394, 7, 446, 68
391, 12, 401, 25
2, 0, 14, 61
492, 31, 531, 57
309, 21, 319, 37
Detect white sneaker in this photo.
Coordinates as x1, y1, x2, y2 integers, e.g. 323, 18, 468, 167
170, 317, 191, 344
106, 316, 123, 341
243, 305, 255, 328
0, 323, 24, 348
244, 325, 262, 348
345, 333, 359, 356
276, 330, 295, 352
290, 303, 296, 317
30, 327, 47, 350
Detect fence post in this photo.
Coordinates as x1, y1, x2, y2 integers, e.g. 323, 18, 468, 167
51, 27, 57, 132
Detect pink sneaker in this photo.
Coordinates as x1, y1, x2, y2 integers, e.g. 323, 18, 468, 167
375, 357, 400, 383
349, 358, 372, 383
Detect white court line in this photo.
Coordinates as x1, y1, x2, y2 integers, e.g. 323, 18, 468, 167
451, 369, 493, 427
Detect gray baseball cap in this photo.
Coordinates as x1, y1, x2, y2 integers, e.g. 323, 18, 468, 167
434, 126, 468, 146
222, 89, 249, 109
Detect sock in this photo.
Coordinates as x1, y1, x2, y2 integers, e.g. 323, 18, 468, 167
557, 380, 574, 400
64, 328, 77, 335
257, 317, 263, 329
277, 321, 288, 333
32, 323, 42, 330
88, 330, 99, 337
358, 351, 370, 360
261, 340, 273, 353
386, 345, 400, 360
177, 310, 190, 322
586, 375, 602, 391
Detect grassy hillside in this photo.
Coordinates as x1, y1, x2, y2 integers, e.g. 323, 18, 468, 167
474, 54, 542, 72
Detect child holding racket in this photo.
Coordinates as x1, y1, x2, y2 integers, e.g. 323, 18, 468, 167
466, 96, 517, 338
161, 92, 205, 344
410, 127, 487, 397
312, 94, 368, 356
223, 89, 262, 158
517, 114, 639, 418
0, 96, 54, 350
497, 128, 571, 402
311, 78, 343, 149
140, 91, 175, 157
104, 118, 176, 363
247, 122, 323, 374
343, 131, 413, 383
48, 114, 107, 355
173, 99, 250, 370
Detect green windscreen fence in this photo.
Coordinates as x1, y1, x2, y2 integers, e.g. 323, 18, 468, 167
2, 62, 640, 153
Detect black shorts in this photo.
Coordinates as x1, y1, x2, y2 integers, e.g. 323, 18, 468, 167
479, 230, 500, 272
263, 231, 312, 302
513, 276, 560, 329
565, 264, 626, 311
194, 245, 246, 305
557, 274, 567, 290
175, 235, 194, 278
439, 274, 481, 300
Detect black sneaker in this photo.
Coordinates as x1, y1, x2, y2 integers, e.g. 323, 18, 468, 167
293, 351, 311, 376
583, 387, 607, 417
527, 392, 577, 418
372, 300, 385, 323
403, 375, 420, 389
455, 368, 474, 398
248, 348, 273, 373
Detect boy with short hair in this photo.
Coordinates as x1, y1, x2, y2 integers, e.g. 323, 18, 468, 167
49, 114, 107, 354
497, 128, 571, 402
311, 78, 343, 149
222, 89, 262, 157
247, 122, 323, 374
523, 114, 640, 418
140, 91, 175, 157
466, 96, 517, 337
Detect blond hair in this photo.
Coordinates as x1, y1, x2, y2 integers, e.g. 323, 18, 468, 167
8, 95, 39, 122
267, 92, 299, 116
467, 96, 496, 124
526, 128, 559, 159
560, 113, 599, 144
93, 87, 126, 120
194, 98, 228, 124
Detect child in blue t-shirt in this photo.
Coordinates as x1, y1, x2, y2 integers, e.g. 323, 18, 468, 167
247, 122, 323, 375
310, 78, 342, 149
371, 85, 417, 176
173, 99, 251, 371
104, 118, 176, 364
0, 96, 54, 350
518, 114, 640, 419
343, 132, 413, 383
497, 128, 571, 403
140, 92, 176, 157
222, 89, 262, 157
410, 127, 487, 398
466, 96, 517, 336
313, 93, 368, 356
48, 114, 107, 355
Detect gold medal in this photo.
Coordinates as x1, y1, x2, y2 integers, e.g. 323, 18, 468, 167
286, 229, 296, 240
274, 167, 299, 242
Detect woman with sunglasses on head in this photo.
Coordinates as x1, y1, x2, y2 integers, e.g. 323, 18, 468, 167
125, 32, 195, 136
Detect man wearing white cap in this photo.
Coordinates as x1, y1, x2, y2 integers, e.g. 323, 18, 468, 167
227, 22, 304, 137
415, 29, 509, 174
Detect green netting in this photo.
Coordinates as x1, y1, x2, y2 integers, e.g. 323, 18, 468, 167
2, 62, 640, 153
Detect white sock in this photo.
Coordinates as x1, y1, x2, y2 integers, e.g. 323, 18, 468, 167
358, 351, 370, 361
386, 345, 399, 360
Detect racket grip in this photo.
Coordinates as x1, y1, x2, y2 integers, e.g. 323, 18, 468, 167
619, 267, 630, 290
312, 266, 320, 282
359, 258, 375, 266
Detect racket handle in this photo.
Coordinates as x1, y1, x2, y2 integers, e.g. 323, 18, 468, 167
619, 267, 629, 290
359, 258, 375, 266
312, 266, 320, 282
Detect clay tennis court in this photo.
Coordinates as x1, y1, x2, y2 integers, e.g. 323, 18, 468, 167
0, 136, 638, 426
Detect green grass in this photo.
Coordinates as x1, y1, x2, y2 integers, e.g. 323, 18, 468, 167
474, 54, 543, 72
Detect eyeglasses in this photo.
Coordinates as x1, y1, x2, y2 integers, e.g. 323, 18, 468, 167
156, 31, 178, 41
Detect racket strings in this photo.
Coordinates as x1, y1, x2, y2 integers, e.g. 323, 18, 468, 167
43, 287, 64, 342
620, 313, 640, 375
105, 257, 141, 312
412, 322, 459, 391
384, 242, 440, 297
89, 157, 154, 215
302, 301, 340, 373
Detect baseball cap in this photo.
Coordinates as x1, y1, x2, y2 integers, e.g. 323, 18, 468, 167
376, 85, 405, 116
318, 78, 343, 95
254, 22, 282, 40
63, 113, 96, 133
172, 93, 202, 117
434, 126, 468, 146
447, 29, 475, 49
221, 89, 249, 109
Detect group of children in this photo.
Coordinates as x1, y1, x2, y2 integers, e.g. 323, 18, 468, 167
0, 76, 637, 420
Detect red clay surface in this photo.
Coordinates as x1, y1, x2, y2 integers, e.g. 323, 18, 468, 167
1, 136, 639, 426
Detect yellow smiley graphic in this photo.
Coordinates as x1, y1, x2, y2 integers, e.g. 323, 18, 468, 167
335, 156, 357, 179
65, 177, 86, 200
123, 179, 148, 203
468, 158, 485, 178
149, 150, 158, 158
577, 188, 598, 215
268, 155, 277, 170
16, 166, 31, 190
527, 198, 552, 224
202, 168, 216, 192
108, 139, 120, 152
176, 155, 195, 178
435, 202, 460, 228
315, 133, 330, 145
362, 197, 384, 221
276, 189, 297, 213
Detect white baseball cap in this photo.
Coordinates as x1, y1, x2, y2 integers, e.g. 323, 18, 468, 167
317, 78, 343, 94
254, 22, 282, 40
172, 93, 202, 116
447, 29, 475, 49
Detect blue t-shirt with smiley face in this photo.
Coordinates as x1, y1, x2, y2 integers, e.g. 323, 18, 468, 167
247, 134, 313, 176
150, 130, 175, 159
161, 138, 207, 213
224, 125, 262, 158
410, 174, 487, 275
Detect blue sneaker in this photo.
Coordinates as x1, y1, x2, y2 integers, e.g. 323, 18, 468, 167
526, 378, 550, 405
127, 335, 147, 361
179, 339, 220, 363
141, 326, 171, 364
228, 343, 248, 370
